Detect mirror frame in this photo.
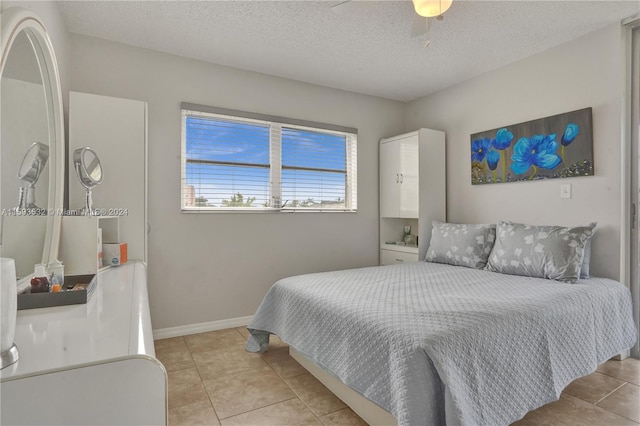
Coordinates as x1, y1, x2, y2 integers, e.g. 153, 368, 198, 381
1, 7, 65, 283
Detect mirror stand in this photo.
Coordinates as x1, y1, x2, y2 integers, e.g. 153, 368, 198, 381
17, 185, 39, 210
73, 147, 103, 215
80, 188, 94, 215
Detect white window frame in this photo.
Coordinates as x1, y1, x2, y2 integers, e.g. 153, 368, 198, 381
181, 103, 357, 213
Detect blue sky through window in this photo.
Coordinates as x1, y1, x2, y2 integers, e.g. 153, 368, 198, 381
184, 115, 348, 208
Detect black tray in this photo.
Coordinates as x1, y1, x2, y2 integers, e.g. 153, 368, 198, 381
17, 274, 97, 310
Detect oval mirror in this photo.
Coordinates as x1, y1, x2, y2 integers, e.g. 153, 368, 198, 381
0, 8, 65, 282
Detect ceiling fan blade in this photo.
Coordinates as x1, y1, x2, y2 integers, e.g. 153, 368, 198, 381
410, 15, 431, 38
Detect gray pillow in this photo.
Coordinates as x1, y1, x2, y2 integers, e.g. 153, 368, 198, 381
580, 238, 592, 279
425, 221, 497, 269
485, 221, 596, 283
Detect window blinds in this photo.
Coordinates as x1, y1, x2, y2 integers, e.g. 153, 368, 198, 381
182, 113, 271, 208
281, 127, 353, 210
181, 105, 357, 212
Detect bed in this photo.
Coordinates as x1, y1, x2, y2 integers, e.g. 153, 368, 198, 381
246, 222, 637, 426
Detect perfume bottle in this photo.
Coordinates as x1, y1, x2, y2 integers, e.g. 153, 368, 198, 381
30, 264, 50, 293
48, 260, 64, 286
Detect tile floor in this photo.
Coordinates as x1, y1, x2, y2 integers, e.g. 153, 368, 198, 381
156, 327, 640, 425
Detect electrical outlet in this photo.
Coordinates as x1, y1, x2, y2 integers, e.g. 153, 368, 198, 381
560, 184, 572, 199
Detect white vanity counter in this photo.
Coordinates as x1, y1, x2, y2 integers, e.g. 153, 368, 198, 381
1, 262, 167, 425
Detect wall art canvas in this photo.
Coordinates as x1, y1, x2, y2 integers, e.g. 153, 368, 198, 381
470, 107, 593, 185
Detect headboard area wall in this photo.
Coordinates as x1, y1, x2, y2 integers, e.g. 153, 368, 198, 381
405, 24, 624, 280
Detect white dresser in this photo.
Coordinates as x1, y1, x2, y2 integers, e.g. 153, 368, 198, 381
0, 262, 167, 425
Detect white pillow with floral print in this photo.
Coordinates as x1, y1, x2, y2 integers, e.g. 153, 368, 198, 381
485, 221, 596, 283
425, 221, 497, 269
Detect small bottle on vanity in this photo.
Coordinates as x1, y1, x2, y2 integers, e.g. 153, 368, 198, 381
30, 264, 50, 293
48, 260, 64, 290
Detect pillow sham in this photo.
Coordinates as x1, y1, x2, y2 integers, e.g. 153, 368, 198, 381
425, 221, 496, 269
485, 221, 596, 283
580, 237, 592, 279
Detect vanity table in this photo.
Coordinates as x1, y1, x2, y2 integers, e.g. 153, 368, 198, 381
0, 7, 165, 424
0, 262, 167, 425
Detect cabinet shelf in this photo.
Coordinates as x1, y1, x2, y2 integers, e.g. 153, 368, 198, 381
380, 243, 419, 254
59, 215, 119, 275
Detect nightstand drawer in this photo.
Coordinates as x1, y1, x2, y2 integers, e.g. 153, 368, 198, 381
380, 249, 419, 266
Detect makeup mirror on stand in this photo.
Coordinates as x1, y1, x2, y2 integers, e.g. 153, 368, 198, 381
16, 142, 49, 211
73, 147, 103, 215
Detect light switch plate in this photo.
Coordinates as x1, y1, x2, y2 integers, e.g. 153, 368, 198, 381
560, 183, 572, 199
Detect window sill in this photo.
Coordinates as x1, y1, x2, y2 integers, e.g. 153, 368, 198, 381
181, 207, 357, 214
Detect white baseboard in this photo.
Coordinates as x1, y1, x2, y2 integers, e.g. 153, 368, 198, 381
152, 315, 253, 340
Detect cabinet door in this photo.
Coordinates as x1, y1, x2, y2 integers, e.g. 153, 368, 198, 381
69, 92, 147, 263
397, 136, 419, 218
380, 140, 400, 217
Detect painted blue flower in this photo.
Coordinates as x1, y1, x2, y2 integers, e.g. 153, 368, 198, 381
511, 134, 562, 175
471, 138, 492, 162
561, 123, 579, 146
492, 128, 513, 150
486, 150, 500, 171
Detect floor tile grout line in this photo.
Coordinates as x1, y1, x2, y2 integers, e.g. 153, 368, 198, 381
186, 338, 223, 425
554, 393, 635, 426
260, 348, 328, 424
184, 327, 302, 424
593, 382, 628, 405
282, 373, 349, 420
592, 383, 640, 425
596, 405, 640, 425
234, 326, 248, 339
282, 373, 325, 419
216, 396, 299, 421
570, 381, 640, 426
596, 369, 640, 386
162, 329, 362, 425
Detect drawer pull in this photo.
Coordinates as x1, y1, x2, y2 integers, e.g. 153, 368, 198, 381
395, 259, 404, 262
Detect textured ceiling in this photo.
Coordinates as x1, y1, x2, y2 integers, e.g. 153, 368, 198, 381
58, 1, 639, 102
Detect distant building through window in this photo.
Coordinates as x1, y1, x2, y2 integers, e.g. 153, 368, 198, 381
184, 185, 195, 207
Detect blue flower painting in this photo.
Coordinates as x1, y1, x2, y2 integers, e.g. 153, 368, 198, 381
510, 134, 562, 177
471, 138, 492, 162
470, 108, 593, 185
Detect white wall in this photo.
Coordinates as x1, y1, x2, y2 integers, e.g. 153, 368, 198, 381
68, 34, 405, 329
405, 24, 624, 280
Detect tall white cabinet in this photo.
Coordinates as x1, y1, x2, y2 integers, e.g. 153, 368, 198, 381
380, 129, 446, 265
380, 135, 419, 218
67, 92, 148, 264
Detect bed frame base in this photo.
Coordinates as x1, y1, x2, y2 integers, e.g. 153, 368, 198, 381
289, 348, 398, 426
613, 350, 631, 360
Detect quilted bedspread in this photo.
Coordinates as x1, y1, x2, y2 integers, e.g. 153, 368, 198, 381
246, 262, 637, 426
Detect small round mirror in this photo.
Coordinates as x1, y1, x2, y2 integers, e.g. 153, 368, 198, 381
73, 147, 103, 214
15, 141, 49, 210
75, 147, 103, 188
17, 141, 49, 185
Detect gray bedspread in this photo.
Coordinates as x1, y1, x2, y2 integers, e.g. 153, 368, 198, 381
246, 262, 637, 426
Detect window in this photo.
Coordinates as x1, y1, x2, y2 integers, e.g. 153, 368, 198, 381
181, 103, 357, 212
